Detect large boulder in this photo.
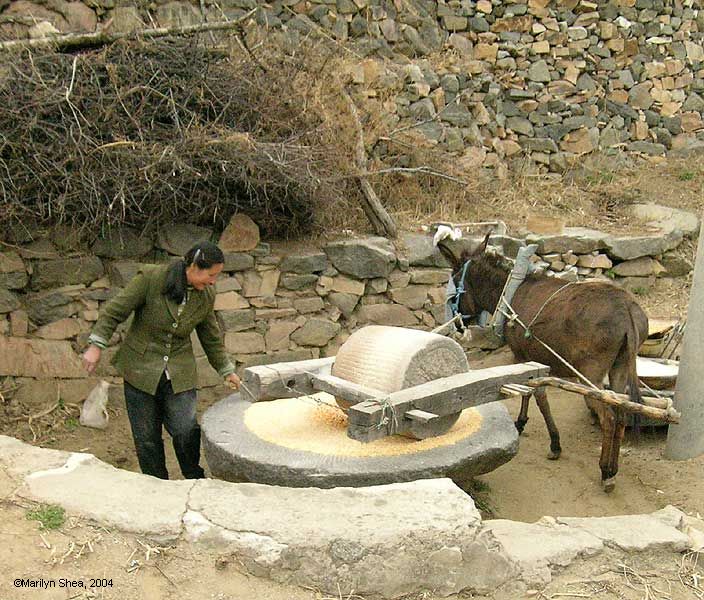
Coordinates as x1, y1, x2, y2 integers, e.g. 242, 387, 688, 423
356, 303, 419, 326
26, 291, 78, 326
325, 237, 397, 279
0, 336, 84, 378
0, 289, 20, 314
398, 233, 450, 267
0, 251, 28, 290
157, 224, 212, 256
526, 228, 608, 254
280, 252, 328, 274
91, 227, 153, 259
218, 214, 260, 252
31, 256, 104, 290
604, 230, 684, 260
290, 318, 341, 347
631, 203, 700, 237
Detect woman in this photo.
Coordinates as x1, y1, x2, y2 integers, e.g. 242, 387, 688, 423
82, 240, 241, 480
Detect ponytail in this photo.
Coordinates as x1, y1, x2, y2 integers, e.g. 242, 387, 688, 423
164, 259, 189, 304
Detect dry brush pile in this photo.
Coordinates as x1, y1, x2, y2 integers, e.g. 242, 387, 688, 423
0, 34, 359, 240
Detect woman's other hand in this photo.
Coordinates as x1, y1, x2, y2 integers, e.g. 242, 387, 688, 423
225, 372, 241, 390
82, 345, 102, 374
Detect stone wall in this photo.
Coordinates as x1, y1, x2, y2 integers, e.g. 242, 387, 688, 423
2, 0, 704, 172
0, 206, 696, 403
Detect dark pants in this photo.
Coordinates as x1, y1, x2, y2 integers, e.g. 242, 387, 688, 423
124, 373, 204, 480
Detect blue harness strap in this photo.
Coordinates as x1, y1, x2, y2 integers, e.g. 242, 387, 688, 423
447, 259, 472, 327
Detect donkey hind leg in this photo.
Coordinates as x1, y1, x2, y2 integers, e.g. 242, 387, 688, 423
514, 394, 530, 434
596, 405, 626, 493
533, 386, 562, 460
597, 363, 632, 492
579, 361, 622, 491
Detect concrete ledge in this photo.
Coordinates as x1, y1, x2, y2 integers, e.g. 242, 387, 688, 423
184, 478, 516, 597
0, 435, 700, 598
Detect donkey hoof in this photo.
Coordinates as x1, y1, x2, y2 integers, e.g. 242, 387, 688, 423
547, 450, 561, 460
514, 421, 526, 435
601, 477, 616, 493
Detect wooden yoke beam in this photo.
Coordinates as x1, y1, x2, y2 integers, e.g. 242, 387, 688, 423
241, 357, 336, 402
347, 361, 549, 442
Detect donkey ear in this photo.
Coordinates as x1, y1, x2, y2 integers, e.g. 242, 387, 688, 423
473, 231, 491, 255
436, 240, 461, 271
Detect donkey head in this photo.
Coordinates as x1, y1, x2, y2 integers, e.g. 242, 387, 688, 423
437, 232, 492, 319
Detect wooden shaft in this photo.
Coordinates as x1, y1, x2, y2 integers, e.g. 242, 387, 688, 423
526, 377, 680, 423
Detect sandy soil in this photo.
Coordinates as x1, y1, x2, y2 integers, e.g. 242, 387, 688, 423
8, 336, 702, 528
2, 488, 703, 600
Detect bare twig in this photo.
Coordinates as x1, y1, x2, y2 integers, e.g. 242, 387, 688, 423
342, 88, 397, 238
0, 12, 257, 52
367, 166, 468, 185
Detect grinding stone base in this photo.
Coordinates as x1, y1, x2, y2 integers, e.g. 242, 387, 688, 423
202, 394, 519, 488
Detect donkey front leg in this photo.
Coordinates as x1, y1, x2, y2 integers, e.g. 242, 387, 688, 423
533, 386, 562, 460
597, 406, 626, 493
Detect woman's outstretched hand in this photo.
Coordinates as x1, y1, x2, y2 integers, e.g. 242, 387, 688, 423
225, 372, 241, 390
82, 345, 102, 374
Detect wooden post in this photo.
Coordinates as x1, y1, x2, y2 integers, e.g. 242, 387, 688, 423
241, 357, 335, 402
666, 218, 704, 459
347, 362, 549, 442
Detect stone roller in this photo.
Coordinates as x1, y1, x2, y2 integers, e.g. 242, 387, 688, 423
331, 325, 470, 439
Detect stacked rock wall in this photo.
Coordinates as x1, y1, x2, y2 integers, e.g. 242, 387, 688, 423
0, 210, 696, 403
2, 0, 704, 171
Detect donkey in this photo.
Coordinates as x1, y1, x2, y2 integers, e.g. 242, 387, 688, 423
438, 234, 649, 491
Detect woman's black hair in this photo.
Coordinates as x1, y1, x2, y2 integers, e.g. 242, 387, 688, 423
164, 240, 225, 303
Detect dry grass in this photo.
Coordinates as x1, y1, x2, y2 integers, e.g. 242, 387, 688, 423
343, 150, 704, 238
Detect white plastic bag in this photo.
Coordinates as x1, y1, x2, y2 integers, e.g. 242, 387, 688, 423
80, 380, 110, 430
432, 224, 462, 246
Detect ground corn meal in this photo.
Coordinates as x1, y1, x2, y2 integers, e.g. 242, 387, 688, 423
243, 392, 483, 457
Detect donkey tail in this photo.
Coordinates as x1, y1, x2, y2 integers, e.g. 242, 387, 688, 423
623, 306, 645, 435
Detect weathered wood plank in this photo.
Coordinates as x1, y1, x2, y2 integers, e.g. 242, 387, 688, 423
348, 412, 459, 442
405, 409, 439, 423
241, 357, 336, 402
347, 361, 549, 430
310, 373, 385, 405
500, 383, 533, 397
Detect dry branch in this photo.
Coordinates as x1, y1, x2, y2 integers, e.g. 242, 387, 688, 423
527, 377, 680, 423
342, 88, 397, 238
0, 12, 256, 52
0, 35, 356, 238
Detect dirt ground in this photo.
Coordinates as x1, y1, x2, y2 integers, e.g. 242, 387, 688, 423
2, 477, 704, 600
4, 338, 704, 600
6, 352, 704, 524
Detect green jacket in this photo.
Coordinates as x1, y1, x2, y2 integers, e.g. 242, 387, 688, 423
89, 264, 235, 395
